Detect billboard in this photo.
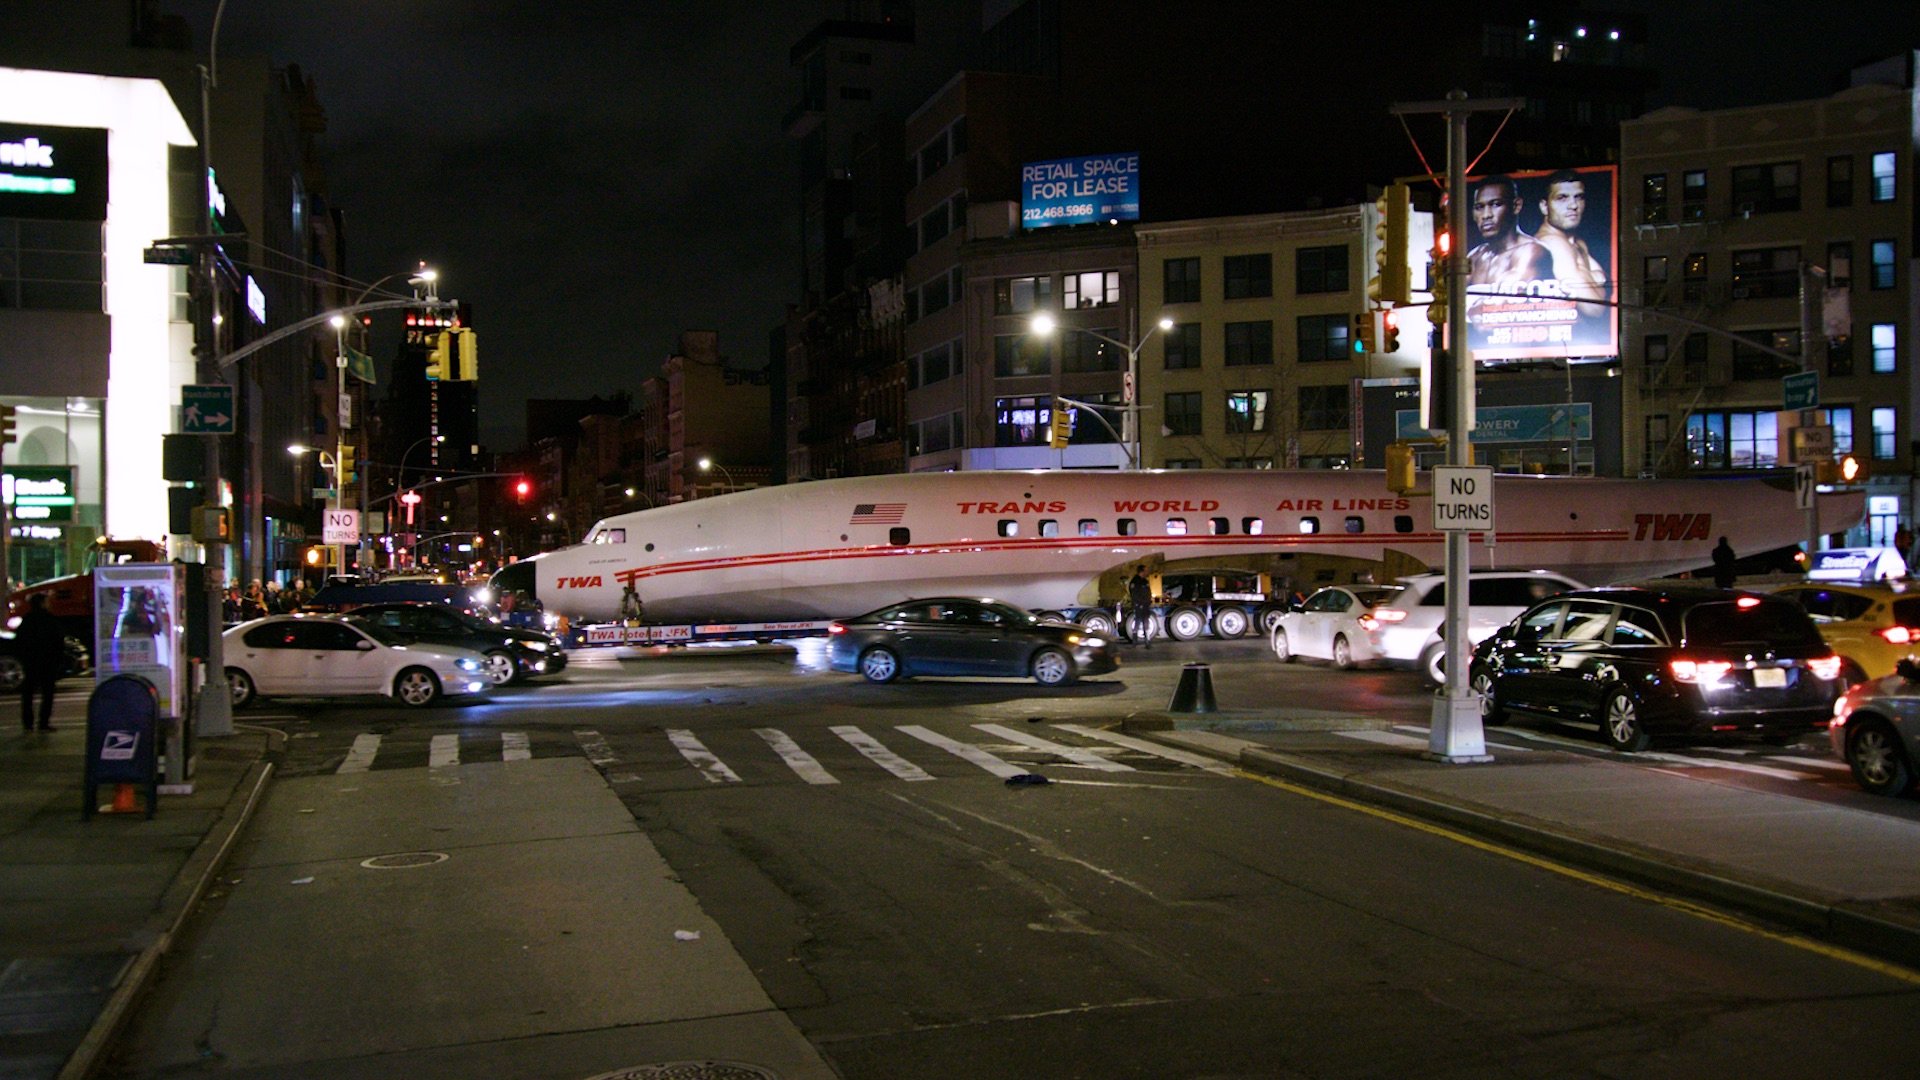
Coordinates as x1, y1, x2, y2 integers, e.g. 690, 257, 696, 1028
0, 121, 109, 221
1021, 152, 1140, 230
1462, 165, 1618, 361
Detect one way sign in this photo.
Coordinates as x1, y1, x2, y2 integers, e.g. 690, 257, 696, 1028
180, 384, 235, 434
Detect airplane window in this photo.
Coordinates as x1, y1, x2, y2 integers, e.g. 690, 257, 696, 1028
1166, 518, 1188, 535
889, 527, 910, 545
1210, 517, 1229, 535
1118, 518, 1137, 536
1242, 517, 1265, 535
606, 528, 625, 544
1344, 516, 1364, 533
998, 520, 1019, 537
1298, 517, 1320, 534
1039, 519, 1059, 537
1078, 519, 1099, 536
1394, 515, 1413, 533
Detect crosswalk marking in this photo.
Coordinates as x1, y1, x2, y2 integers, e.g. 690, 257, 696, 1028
574, 729, 618, 766
1051, 724, 1241, 776
667, 729, 743, 783
972, 723, 1133, 771
428, 734, 460, 769
501, 731, 531, 762
830, 725, 934, 781
896, 724, 1027, 779
755, 727, 839, 784
337, 733, 381, 774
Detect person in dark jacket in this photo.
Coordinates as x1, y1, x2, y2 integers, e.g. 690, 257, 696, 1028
1711, 536, 1737, 589
16, 593, 64, 732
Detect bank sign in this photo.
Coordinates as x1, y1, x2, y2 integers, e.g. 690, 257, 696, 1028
0, 122, 108, 221
1021, 152, 1140, 230
2, 466, 78, 522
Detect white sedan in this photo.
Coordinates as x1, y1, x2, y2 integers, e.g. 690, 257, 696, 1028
1270, 584, 1405, 669
223, 614, 491, 708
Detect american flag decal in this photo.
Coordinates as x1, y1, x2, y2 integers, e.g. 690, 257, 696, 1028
850, 502, 907, 524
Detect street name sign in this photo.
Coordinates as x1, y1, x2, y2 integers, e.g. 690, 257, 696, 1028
1431, 465, 1495, 532
1783, 370, 1819, 411
322, 508, 360, 545
180, 384, 235, 434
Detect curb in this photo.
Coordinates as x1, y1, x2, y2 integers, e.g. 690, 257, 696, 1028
1140, 730, 1920, 973
57, 741, 277, 1080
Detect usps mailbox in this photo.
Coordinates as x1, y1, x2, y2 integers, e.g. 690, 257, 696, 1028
84, 673, 160, 819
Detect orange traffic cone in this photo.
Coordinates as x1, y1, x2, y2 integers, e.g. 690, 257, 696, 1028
111, 783, 138, 814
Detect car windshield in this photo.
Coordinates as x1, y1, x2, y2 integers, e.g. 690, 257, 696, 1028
341, 617, 404, 646
1683, 601, 1824, 648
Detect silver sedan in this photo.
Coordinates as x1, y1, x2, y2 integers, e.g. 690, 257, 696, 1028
1829, 657, 1920, 796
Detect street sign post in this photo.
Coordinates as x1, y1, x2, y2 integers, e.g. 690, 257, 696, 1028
179, 385, 235, 435
1783, 370, 1819, 411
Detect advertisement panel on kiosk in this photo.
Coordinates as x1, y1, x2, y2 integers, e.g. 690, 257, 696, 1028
1462, 165, 1619, 361
93, 564, 186, 718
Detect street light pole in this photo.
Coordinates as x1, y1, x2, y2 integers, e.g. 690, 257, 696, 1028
1031, 313, 1173, 468
192, 0, 234, 739
696, 457, 735, 495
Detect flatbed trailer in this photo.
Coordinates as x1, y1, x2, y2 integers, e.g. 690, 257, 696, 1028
568, 619, 835, 648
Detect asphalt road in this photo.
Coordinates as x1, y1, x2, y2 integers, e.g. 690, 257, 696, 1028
106, 639, 1920, 1078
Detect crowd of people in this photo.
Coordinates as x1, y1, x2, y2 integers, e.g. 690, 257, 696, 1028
222, 578, 316, 623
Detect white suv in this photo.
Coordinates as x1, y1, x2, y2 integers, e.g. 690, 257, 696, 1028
1364, 570, 1585, 684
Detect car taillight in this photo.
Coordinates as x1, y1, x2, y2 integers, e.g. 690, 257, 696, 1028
1371, 608, 1408, 623
1878, 625, 1915, 645
1807, 655, 1842, 681
1358, 615, 1379, 632
828, 622, 846, 635
1669, 657, 1733, 684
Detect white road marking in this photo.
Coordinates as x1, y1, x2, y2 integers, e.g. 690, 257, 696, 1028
1770, 754, 1848, 773
1638, 751, 1809, 781
1392, 723, 1533, 752
755, 728, 839, 784
1051, 724, 1239, 776
896, 725, 1027, 779
574, 729, 618, 766
830, 725, 934, 781
667, 729, 742, 783
501, 731, 531, 762
336, 733, 381, 774
428, 734, 460, 769
972, 723, 1133, 771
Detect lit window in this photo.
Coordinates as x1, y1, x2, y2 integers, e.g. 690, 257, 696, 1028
1166, 518, 1188, 535
1871, 151, 1897, 202
1242, 517, 1265, 535
1298, 517, 1320, 534
998, 520, 1019, 537
1872, 406, 1897, 460
1078, 519, 1099, 536
1872, 324, 1897, 374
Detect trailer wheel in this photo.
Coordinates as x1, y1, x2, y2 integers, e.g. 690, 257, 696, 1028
1077, 610, 1116, 637
1255, 604, 1288, 636
1211, 607, 1250, 639
1165, 605, 1206, 641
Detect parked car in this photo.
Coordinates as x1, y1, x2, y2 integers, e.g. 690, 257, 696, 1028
222, 614, 492, 708
828, 597, 1118, 686
1469, 586, 1844, 751
1829, 658, 1920, 796
349, 602, 567, 685
1270, 585, 1405, 669
1366, 569, 1585, 685
1767, 580, 1920, 686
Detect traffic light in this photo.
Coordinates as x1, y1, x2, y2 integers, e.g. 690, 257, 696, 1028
514, 477, 531, 503
337, 445, 356, 484
1385, 442, 1416, 494
1428, 231, 1450, 325
448, 327, 479, 381
425, 332, 452, 381
1048, 399, 1077, 449
1351, 312, 1377, 355
0, 404, 14, 444
1369, 182, 1412, 306
1381, 309, 1402, 353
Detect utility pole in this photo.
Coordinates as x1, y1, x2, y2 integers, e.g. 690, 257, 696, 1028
193, 55, 233, 739
1391, 90, 1523, 764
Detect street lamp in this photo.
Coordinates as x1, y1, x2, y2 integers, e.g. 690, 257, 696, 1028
696, 457, 735, 495
1030, 312, 1173, 469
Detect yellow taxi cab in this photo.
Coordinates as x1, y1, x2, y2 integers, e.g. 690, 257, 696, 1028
1770, 567, 1920, 686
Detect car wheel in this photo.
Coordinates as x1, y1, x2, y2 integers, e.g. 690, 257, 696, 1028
0, 655, 21, 692
1471, 666, 1505, 724
1846, 718, 1916, 796
226, 668, 257, 709
1331, 634, 1355, 670
1031, 647, 1076, 687
1600, 687, 1650, 751
859, 646, 900, 683
1420, 641, 1448, 686
1271, 627, 1294, 663
1035, 610, 1067, 624
1255, 604, 1288, 636
1165, 605, 1206, 641
1211, 607, 1250, 639
394, 667, 442, 707
1078, 610, 1116, 636
481, 650, 518, 687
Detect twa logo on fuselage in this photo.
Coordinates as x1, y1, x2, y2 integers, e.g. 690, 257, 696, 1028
555, 575, 604, 588
1633, 513, 1712, 541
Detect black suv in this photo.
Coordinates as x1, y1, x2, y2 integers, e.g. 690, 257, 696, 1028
350, 602, 566, 686
1470, 586, 1844, 751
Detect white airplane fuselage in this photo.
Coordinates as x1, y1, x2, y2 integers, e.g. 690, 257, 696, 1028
498, 470, 1864, 625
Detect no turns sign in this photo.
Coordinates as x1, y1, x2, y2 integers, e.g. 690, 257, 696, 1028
1431, 466, 1494, 532
323, 509, 361, 545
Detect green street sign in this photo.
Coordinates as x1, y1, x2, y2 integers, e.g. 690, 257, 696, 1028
181, 384, 235, 434
1783, 370, 1819, 411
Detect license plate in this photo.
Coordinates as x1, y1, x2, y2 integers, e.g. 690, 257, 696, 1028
1753, 667, 1786, 688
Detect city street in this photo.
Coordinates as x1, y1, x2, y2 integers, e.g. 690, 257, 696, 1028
103, 639, 1920, 1079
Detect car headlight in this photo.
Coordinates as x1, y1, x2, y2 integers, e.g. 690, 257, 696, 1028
456, 657, 482, 672
523, 640, 550, 652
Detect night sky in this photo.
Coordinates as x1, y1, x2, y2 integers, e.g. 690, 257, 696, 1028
185, 2, 1919, 449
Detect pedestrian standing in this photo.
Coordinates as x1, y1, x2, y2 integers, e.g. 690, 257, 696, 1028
1711, 536, 1737, 589
16, 593, 63, 733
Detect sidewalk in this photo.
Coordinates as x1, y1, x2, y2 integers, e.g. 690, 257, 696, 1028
0, 686, 273, 1080
1131, 709, 1920, 972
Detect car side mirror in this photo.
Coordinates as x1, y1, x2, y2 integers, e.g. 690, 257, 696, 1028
1897, 657, 1920, 683
356, 639, 376, 651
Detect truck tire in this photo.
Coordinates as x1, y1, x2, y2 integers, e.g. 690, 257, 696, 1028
1211, 606, 1250, 639
1077, 610, 1116, 637
1165, 605, 1206, 641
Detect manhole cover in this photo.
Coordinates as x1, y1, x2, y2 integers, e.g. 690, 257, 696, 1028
583, 1064, 779, 1080
359, 851, 449, 870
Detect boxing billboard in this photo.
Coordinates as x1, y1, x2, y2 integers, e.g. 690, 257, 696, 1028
1462, 165, 1618, 361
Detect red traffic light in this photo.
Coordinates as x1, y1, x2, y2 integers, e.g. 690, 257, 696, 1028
514, 478, 531, 501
